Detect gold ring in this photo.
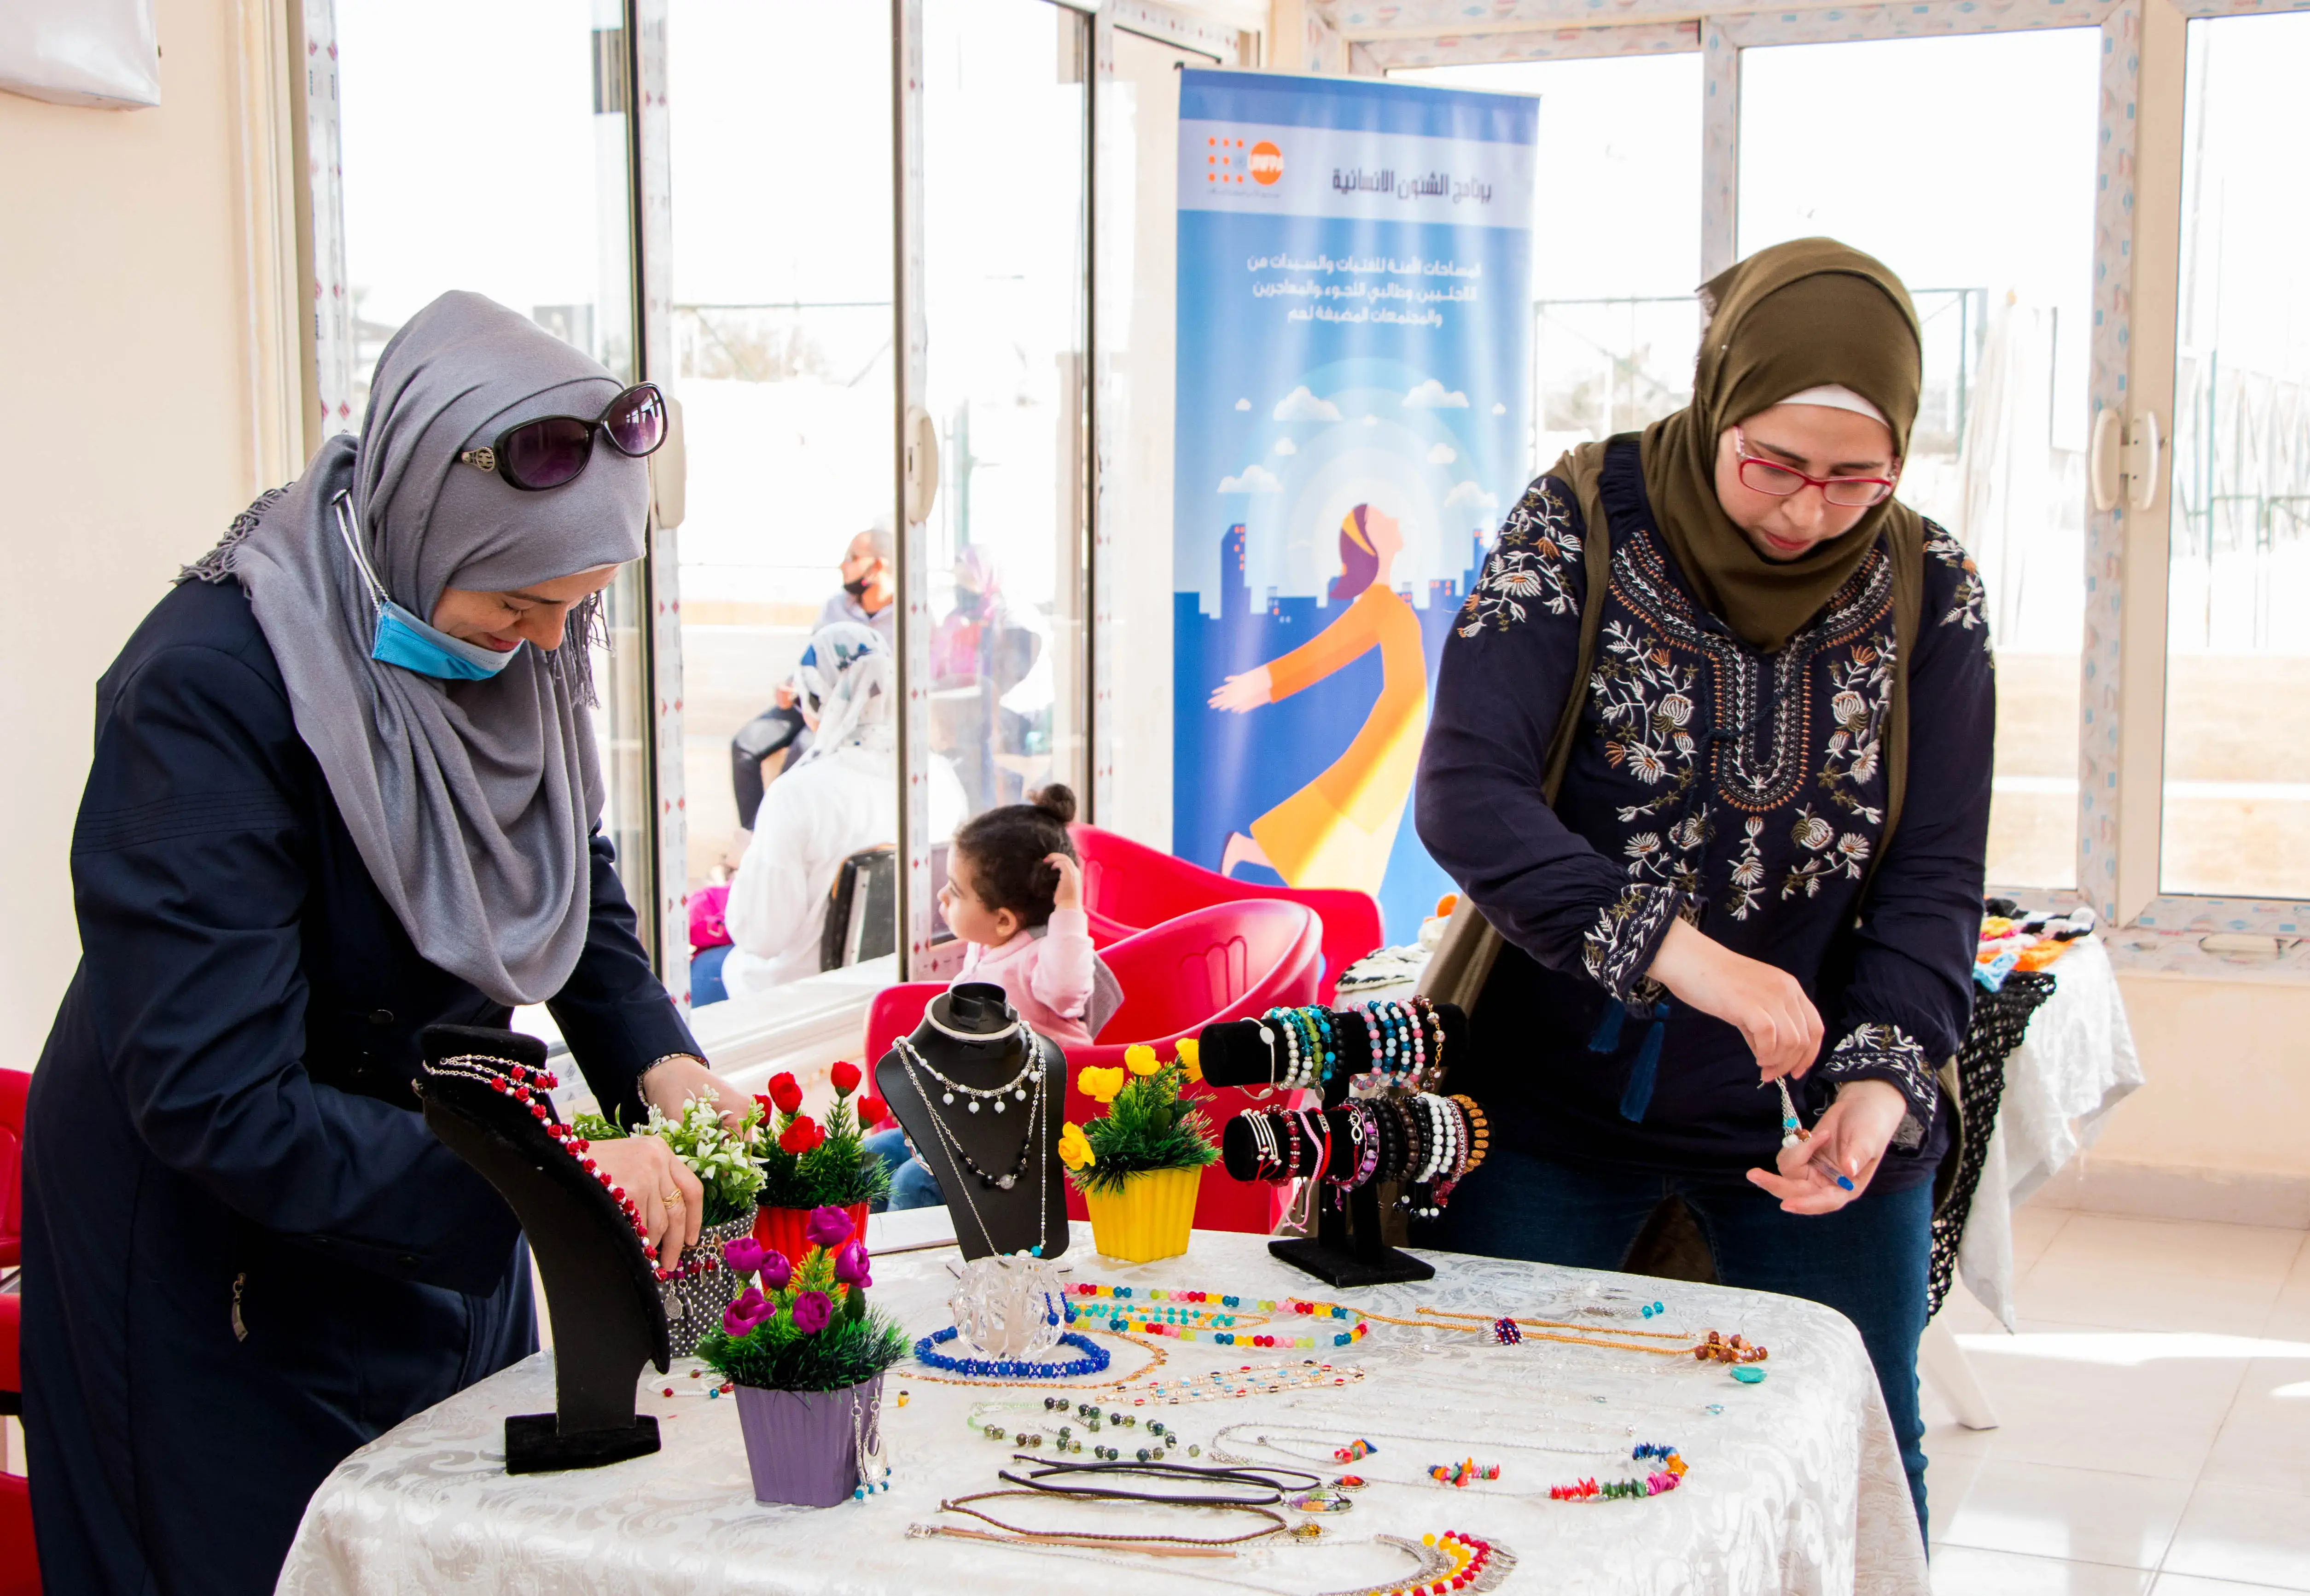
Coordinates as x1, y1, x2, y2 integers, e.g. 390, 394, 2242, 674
662, 1192, 684, 1206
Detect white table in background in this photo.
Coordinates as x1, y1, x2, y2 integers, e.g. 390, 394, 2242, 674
279, 1225, 1927, 1596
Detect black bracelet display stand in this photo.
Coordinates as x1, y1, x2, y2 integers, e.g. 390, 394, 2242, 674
1196, 1003, 1469, 1289
415, 1025, 669, 1475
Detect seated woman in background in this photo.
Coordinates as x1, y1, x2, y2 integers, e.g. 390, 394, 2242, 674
697, 623, 963, 1004
868, 785, 1121, 1208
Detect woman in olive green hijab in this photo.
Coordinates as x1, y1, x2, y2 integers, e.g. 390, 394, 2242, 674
1417, 238, 1994, 1540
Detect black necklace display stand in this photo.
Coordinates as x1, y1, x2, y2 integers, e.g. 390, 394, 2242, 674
1197, 1002, 1469, 1290
875, 983, 1067, 1264
414, 1025, 668, 1475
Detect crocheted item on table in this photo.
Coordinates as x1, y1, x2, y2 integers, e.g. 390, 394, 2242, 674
1926, 969, 2058, 1317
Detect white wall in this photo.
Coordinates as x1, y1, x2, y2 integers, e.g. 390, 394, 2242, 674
0, 0, 280, 1067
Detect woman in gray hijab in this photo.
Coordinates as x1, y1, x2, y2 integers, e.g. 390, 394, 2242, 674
22, 293, 747, 1596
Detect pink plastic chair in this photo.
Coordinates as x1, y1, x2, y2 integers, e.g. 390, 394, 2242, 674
0, 1070, 32, 1594
864, 900, 1323, 1235
1069, 823, 1383, 1002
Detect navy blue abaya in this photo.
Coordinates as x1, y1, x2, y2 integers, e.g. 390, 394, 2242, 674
24, 577, 698, 1594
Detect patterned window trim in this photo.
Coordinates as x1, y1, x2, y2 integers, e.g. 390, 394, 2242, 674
1820, 1022, 1938, 1150
1581, 883, 1688, 1003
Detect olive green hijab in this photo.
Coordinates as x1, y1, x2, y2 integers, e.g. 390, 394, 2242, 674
1635, 237, 1923, 651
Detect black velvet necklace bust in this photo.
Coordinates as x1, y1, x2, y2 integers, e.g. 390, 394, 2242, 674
874, 983, 1067, 1263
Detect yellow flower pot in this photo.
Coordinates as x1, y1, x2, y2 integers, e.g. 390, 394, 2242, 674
1082, 1166, 1202, 1264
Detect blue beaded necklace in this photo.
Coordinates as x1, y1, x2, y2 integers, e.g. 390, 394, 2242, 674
913, 1325, 1114, 1381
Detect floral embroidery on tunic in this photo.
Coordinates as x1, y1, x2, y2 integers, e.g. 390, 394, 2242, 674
1592, 619, 1700, 820
1582, 883, 1686, 1004
1459, 483, 1581, 636
1925, 523, 1987, 632
1819, 642, 1893, 826
1780, 805, 1873, 899
1611, 531, 1896, 816
1819, 1022, 1936, 1147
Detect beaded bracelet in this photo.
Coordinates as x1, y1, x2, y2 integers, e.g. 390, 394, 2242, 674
914, 1325, 1114, 1380
1412, 994, 1446, 1081
1547, 1443, 1687, 1502
1247, 1113, 1284, 1180
1066, 1283, 1370, 1350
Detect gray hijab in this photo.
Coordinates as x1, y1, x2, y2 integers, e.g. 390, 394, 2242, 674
183, 291, 650, 1005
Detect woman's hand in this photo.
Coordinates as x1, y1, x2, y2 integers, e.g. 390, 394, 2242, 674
1209, 666, 1274, 713
1046, 852, 1082, 911
587, 1133, 704, 1267
1645, 919, 1824, 1082
1745, 1079, 1908, 1214
640, 1054, 756, 1138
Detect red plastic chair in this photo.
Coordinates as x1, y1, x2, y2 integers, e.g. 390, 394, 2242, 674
864, 900, 1324, 1236
1070, 824, 1383, 1002
0, 1070, 28, 1272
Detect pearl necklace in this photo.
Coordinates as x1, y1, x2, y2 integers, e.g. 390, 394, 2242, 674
897, 1032, 1043, 1113
896, 1033, 1053, 1259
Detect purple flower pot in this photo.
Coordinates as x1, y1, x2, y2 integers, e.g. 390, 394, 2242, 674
733, 1375, 882, 1508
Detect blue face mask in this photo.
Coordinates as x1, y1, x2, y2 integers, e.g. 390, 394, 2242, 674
333, 493, 522, 681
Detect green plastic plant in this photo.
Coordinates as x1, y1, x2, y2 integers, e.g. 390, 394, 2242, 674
1062, 1042, 1218, 1197
696, 1207, 909, 1392
753, 1063, 892, 1211
572, 1093, 766, 1227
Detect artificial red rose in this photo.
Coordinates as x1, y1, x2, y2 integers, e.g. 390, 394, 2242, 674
766, 1072, 804, 1115
855, 1093, 891, 1130
777, 1114, 824, 1156
829, 1060, 863, 1097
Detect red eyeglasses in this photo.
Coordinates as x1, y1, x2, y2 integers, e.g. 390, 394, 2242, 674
1734, 427, 1898, 508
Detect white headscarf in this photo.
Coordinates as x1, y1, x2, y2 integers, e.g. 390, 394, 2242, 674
791, 622, 893, 769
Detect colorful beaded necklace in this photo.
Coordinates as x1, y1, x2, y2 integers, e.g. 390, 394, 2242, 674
1547, 1442, 1688, 1502
1066, 1282, 1370, 1349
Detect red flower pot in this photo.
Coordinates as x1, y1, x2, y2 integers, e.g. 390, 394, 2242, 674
753, 1202, 868, 1263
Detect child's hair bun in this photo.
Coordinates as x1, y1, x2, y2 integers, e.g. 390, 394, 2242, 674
1030, 784, 1077, 826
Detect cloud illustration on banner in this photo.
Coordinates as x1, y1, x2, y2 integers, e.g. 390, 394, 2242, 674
1219, 464, 1282, 494
1404, 379, 1469, 409
1235, 398, 1251, 411
1272, 385, 1342, 422
1443, 480, 1497, 511
1492, 402, 1507, 415
1273, 437, 1298, 455
1426, 442, 1457, 464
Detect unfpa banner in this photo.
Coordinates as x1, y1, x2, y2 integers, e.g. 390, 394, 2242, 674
1172, 70, 1536, 941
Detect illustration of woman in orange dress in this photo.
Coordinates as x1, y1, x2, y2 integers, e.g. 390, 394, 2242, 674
1212, 503, 1428, 893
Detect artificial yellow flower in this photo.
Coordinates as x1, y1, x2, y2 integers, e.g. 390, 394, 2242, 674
1058, 1121, 1096, 1171
1077, 1065, 1126, 1104
1175, 1037, 1203, 1083
1123, 1043, 1161, 1077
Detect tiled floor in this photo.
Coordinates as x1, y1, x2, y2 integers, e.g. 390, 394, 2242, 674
1923, 1204, 2310, 1593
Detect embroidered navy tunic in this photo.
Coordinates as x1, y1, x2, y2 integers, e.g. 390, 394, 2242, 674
1415, 442, 1994, 1189
23, 577, 698, 1596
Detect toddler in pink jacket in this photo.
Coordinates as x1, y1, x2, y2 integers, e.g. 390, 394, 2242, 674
937, 785, 1121, 1047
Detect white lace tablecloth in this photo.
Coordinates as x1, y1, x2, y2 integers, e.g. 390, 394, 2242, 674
278, 1225, 1926, 1596
1955, 935, 2144, 1327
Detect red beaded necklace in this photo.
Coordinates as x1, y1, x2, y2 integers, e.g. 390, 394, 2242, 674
421, 1053, 718, 1287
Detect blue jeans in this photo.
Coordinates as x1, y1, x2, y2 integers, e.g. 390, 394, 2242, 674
1429, 1145, 1933, 1538
862, 1125, 944, 1212
690, 943, 733, 1007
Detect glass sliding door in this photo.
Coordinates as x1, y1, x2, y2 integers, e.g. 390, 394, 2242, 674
919, 0, 1092, 832
334, 0, 655, 942
1738, 28, 2101, 891
1392, 52, 1704, 476
661, 0, 900, 995
2158, 11, 2310, 901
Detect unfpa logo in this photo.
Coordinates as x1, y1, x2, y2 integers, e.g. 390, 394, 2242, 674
1205, 135, 1284, 187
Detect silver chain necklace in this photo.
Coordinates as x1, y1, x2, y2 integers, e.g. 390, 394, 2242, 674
899, 1032, 1042, 1113
896, 1033, 1053, 1259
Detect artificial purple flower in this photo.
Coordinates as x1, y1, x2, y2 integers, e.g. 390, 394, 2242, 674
790, 1289, 834, 1334
758, 1249, 793, 1290
832, 1241, 873, 1289
804, 1206, 854, 1250
722, 1287, 774, 1338
722, 1235, 767, 1277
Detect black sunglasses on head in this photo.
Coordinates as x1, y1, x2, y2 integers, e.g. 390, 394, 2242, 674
458, 382, 668, 491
